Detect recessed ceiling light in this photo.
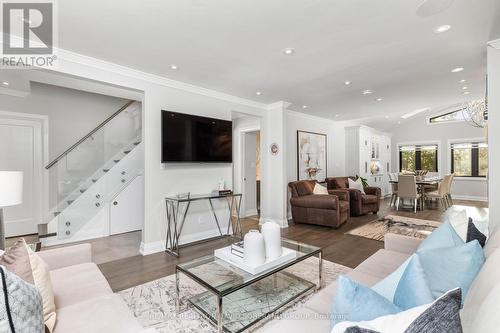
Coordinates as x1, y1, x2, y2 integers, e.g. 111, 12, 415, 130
433, 25, 451, 34
376, 98, 383, 102
462, 86, 468, 90
1, 81, 9, 86
401, 107, 430, 119
459, 79, 466, 83
398, 121, 401, 125
463, 91, 470, 95
169, 64, 178, 70
344, 81, 352, 86
385, 115, 389, 119
335, 114, 340, 118
451, 67, 464, 73
302, 105, 308, 109
362, 89, 373, 95
255, 91, 262, 96
282, 48, 295, 55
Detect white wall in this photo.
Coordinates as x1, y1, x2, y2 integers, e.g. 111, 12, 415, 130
390, 112, 488, 201
0, 82, 128, 161
488, 44, 500, 228
286, 110, 347, 184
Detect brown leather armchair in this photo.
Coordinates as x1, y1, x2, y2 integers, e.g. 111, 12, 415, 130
325, 177, 381, 216
288, 180, 350, 228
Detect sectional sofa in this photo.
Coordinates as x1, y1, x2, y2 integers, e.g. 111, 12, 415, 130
261, 229, 500, 333
37, 244, 154, 333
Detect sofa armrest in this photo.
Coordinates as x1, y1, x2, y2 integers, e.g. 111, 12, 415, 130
365, 186, 381, 197
37, 244, 92, 271
290, 195, 338, 210
328, 189, 350, 201
384, 233, 422, 254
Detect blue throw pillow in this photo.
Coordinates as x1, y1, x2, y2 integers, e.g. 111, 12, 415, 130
371, 255, 413, 302
417, 240, 485, 303
331, 275, 401, 328
418, 220, 464, 251
393, 255, 435, 310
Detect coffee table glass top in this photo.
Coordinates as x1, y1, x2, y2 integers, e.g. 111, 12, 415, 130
176, 238, 321, 296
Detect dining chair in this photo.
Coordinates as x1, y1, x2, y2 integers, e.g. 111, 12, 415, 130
425, 174, 452, 211
445, 173, 455, 207
396, 175, 421, 213
388, 173, 398, 207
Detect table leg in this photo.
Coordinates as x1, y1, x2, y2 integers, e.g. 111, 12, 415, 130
175, 268, 180, 314
318, 251, 323, 290
208, 198, 223, 236
236, 195, 243, 239
217, 295, 223, 333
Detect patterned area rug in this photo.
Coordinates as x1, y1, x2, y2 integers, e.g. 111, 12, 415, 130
346, 215, 442, 241
119, 257, 350, 333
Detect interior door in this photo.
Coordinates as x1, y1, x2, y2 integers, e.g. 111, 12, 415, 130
110, 174, 143, 235
242, 132, 257, 217
0, 118, 43, 236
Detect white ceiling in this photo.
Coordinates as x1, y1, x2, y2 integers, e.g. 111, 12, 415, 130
57, 0, 500, 129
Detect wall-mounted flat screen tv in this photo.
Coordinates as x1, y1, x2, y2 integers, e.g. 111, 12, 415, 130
161, 111, 233, 163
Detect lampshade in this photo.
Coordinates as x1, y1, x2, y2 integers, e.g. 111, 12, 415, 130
0, 171, 23, 207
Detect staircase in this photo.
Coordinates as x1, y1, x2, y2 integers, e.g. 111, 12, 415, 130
39, 100, 143, 246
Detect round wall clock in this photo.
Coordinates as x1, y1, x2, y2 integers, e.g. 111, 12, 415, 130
270, 143, 279, 156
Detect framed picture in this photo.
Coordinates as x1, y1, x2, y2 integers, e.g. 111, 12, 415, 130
297, 130, 327, 181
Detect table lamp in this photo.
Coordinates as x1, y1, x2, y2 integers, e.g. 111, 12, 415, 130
0, 171, 23, 250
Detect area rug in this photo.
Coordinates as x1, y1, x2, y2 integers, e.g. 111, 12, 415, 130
119, 257, 350, 332
346, 215, 442, 241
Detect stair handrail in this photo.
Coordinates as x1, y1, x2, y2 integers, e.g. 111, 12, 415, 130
45, 100, 136, 169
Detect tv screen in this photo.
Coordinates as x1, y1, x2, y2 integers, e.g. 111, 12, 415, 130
161, 111, 233, 163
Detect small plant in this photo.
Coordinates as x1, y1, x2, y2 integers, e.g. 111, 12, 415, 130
355, 175, 369, 187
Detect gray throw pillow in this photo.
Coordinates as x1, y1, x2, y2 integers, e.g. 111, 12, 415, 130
345, 289, 463, 333
0, 266, 44, 333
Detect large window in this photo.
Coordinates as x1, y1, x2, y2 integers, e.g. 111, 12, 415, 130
399, 144, 438, 172
451, 142, 488, 177
428, 109, 467, 124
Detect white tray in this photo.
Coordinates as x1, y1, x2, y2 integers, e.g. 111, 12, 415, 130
214, 246, 297, 275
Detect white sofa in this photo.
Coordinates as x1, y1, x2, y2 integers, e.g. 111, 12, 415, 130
38, 244, 153, 333
261, 229, 500, 333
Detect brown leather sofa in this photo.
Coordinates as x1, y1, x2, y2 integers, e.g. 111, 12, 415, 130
288, 180, 350, 228
325, 176, 381, 216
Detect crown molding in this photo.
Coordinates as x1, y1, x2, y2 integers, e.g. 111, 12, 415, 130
286, 109, 336, 123
488, 38, 500, 49
266, 101, 292, 110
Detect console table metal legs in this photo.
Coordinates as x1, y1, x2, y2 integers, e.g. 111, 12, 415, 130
165, 194, 243, 257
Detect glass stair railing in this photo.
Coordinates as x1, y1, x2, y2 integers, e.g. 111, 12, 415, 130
40, 100, 143, 241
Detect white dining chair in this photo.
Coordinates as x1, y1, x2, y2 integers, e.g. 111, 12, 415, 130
396, 175, 421, 213
388, 173, 398, 207
425, 174, 452, 211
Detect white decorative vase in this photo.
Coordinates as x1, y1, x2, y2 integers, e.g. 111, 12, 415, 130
261, 221, 282, 260
243, 230, 266, 266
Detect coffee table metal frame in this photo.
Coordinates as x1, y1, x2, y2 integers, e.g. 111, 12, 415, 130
175, 238, 322, 333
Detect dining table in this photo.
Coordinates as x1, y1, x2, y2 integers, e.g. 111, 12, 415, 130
389, 176, 443, 211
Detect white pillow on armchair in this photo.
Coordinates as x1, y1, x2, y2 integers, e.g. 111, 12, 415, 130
348, 178, 365, 194
313, 183, 329, 195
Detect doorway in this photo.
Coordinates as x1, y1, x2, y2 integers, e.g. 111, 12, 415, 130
242, 130, 261, 218
0, 113, 47, 236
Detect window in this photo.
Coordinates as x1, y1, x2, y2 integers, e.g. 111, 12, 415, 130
451, 142, 488, 177
429, 109, 467, 124
399, 144, 438, 172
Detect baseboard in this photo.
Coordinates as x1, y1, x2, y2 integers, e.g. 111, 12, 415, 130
451, 195, 488, 202
139, 241, 164, 256
243, 209, 258, 217
259, 217, 289, 228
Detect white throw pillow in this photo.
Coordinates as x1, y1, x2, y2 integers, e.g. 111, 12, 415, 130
313, 183, 329, 195
449, 210, 469, 242
348, 178, 365, 194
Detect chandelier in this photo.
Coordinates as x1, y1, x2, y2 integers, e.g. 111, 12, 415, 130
462, 99, 488, 128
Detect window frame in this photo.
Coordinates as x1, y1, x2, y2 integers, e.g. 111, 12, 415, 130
449, 140, 488, 178
398, 142, 439, 173
426, 106, 467, 126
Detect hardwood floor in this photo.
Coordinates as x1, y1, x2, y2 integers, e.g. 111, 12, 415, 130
97, 198, 488, 292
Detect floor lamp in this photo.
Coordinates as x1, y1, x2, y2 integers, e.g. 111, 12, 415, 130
0, 171, 23, 250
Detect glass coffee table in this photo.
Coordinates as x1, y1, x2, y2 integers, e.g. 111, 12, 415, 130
175, 238, 322, 333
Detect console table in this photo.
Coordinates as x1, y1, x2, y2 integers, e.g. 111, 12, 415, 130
164, 193, 243, 257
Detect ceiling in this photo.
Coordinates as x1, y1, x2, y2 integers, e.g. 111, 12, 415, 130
56, 0, 500, 129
